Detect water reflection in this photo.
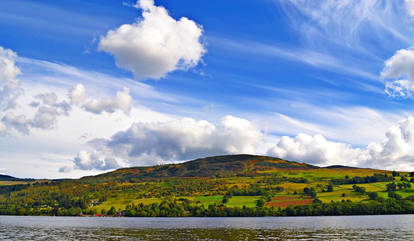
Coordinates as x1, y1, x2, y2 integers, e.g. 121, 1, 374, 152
1, 215, 414, 240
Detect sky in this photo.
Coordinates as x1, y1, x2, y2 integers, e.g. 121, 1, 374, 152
2, 0, 414, 178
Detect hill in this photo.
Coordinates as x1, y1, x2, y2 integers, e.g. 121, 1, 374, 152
0, 154, 412, 217
0, 174, 17, 181
84, 154, 318, 182
0, 174, 34, 182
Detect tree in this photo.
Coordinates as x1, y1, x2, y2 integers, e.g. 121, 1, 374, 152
107, 206, 117, 215
304, 187, 317, 198
352, 185, 366, 194
388, 192, 402, 200
327, 184, 334, 192
256, 199, 265, 208
368, 192, 378, 200
386, 183, 397, 192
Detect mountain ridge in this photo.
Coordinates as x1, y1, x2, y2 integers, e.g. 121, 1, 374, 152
80, 154, 378, 182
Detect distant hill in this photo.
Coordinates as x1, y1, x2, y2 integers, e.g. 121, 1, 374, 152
0, 174, 34, 182
82, 154, 319, 182
326, 165, 361, 169
0, 174, 19, 181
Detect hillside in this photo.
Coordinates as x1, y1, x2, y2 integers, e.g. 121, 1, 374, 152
84, 154, 318, 182
0, 175, 17, 181
0, 154, 412, 217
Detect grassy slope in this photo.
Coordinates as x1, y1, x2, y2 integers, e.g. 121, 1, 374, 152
1, 154, 408, 214
85, 156, 398, 212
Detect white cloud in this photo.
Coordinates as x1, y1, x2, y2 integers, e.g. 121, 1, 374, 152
2, 82, 132, 135
3, 88, 71, 134
0, 46, 71, 134
0, 121, 6, 134
268, 133, 362, 166
68, 107, 414, 171
406, 0, 414, 16
2, 112, 30, 134
35, 92, 58, 106
385, 79, 414, 98
212, 37, 378, 81
0, 46, 20, 89
250, 99, 402, 146
68, 83, 133, 114
3, 106, 63, 134
99, 0, 205, 80
0, 56, 181, 177
86, 115, 263, 167
31, 106, 60, 130
83, 87, 132, 114
70, 111, 414, 171
73, 150, 120, 171
361, 116, 414, 170
268, 116, 414, 170
58, 166, 71, 173
280, 0, 411, 47
382, 49, 414, 97
0, 46, 22, 113
68, 84, 86, 105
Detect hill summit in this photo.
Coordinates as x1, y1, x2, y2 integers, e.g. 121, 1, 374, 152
83, 154, 318, 182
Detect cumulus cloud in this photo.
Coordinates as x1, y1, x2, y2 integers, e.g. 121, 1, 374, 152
381, 49, 414, 98
3, 106, 63, 134
2, 83, 132, 135
58, 166, 71, 173
268, 134, 362, 166
63, 113, 414, 171
268, 116, 414, 170
0, 47, 20, 90
2, 112, 31, 134
31, 106, 60, 129
68, 83, 133, 114
35, 92, 58, 106
0, 46, 22, 113
99, 0, 205, 80
0, 46, 76, 135
68, 84, 86, 105
73, 150, 120, 171
85, 115, 262, 167
362, 116, 414, 170
83, 87, 132, 114
4, 90, 72, 134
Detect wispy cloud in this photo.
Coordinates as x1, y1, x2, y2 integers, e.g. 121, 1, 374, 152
277, 0, 413, 51
210, 37, 379, 81
17, 57, 178, 103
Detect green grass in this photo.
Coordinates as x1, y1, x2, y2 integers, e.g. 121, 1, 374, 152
226, 196, 260, 208
194, 195, 223, 207
0, 181, 30, 186
395, 188, 414, 198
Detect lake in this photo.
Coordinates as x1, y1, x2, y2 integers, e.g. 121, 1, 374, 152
1, 215, 414, 240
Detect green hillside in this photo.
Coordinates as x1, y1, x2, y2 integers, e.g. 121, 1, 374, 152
83, 154, 318, 182
1, 154, 414, 217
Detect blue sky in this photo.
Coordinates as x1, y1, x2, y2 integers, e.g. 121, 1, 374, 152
2, 0, 414, 178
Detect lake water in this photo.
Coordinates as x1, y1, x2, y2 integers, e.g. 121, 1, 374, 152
1, 215, 414, 240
